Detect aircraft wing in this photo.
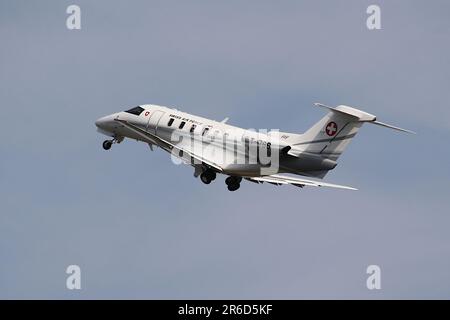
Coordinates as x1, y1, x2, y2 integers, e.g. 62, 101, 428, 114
114, 119, 223, 172
245, 174, 357, 190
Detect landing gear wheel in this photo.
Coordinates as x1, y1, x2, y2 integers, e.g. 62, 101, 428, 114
102, 140, 112, 150
200, 172, 212, 184
200, 170, 216, 184
208, 171, 216, 181
227, 183, 240, 191
225, 176, 241, 191
225, 176, 242, 185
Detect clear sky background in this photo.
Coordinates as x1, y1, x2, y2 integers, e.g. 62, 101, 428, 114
1, 0, 449, 299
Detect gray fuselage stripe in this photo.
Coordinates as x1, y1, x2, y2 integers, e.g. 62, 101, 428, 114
292, 133, 357, 146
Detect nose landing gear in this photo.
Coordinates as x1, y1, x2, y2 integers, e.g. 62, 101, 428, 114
102, 137, 124, 150
102, 140, 113, 150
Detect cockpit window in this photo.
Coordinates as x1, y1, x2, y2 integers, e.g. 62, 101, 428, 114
124, 106, 144, 115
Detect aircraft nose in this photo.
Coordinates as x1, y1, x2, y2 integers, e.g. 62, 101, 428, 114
95, 116, 105, 128
95, 115, 113, 130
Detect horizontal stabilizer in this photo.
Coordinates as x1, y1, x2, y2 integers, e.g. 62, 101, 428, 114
371, 120, 416, 134
314, 103, 376, 121
314, 102, 415, 134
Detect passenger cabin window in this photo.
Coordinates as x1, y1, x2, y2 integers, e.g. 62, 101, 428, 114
179, 121, 186, 129
202, 127, 210, 136
190, 124, 196, 133
167, 118, 174, 126
124, 106, 144, 116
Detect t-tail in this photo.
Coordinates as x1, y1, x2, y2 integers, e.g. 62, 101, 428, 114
284, 103, 414, 178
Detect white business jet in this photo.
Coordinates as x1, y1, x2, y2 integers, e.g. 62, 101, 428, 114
95, 103, 413, 191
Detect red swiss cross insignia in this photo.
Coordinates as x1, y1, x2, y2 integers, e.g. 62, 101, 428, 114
325, 121, 338, 136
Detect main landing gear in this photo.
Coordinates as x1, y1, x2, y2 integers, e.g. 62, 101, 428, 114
225, 176, 242, 192
200, 170, 217, 184
199, 170, 241, 192
102, 137, 124, 150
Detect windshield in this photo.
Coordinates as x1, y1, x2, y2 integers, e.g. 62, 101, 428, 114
124, 106, 144, 115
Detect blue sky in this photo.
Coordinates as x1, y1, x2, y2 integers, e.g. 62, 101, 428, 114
1, 0, 449, 298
